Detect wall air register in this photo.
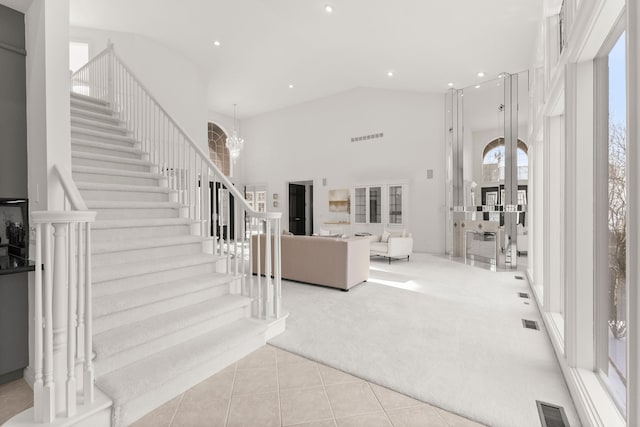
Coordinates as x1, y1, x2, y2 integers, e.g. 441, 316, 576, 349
351, 132, 384, 143
536, 400, 570, 427
518, 292, 530, 299
522, 319, 539, 330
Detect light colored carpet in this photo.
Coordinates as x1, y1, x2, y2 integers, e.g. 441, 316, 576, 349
269, 253, 580, 427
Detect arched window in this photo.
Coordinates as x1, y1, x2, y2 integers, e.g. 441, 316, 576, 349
482, 138, 528, 182
208, 122, 231, 176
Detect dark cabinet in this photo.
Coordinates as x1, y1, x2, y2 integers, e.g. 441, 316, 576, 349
0, 272, 29, 383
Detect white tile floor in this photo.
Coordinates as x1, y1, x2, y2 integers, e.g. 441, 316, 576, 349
0, 345, 485, 426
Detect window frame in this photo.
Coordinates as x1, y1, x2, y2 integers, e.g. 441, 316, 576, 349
594, 16, 627, 414
353, 185, 382, 225
353, 182, 407, 227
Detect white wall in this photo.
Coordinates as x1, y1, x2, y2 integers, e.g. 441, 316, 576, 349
70, 26, 209, 152
239, 87, 445, 254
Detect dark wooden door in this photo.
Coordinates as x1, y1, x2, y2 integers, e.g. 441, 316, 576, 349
289, 184, 306, 235
210, 182, 235, 240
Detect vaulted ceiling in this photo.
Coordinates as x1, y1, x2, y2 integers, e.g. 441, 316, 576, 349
70, 0, 541, 118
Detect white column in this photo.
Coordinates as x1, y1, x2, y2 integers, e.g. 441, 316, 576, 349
25, 0, 71, 391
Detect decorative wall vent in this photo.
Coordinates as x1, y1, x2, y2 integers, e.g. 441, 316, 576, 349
536, 400, 570, 427
522, 319, 539, 330
351, 132, 384, 143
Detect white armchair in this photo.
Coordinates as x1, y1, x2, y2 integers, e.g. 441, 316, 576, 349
369, 230, 413, 263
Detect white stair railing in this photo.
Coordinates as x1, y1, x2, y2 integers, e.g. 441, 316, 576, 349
31, 165, 97, 422
71, 43, 284, 320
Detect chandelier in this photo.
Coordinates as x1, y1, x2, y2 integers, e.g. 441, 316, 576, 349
226, 104, 244, 162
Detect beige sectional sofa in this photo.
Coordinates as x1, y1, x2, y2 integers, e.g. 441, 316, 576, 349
251, 234, 370, 291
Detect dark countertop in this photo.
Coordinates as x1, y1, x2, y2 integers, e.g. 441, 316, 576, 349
0, 255, 35, 275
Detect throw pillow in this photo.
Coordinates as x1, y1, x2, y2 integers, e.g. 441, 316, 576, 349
381, 231, 391, 243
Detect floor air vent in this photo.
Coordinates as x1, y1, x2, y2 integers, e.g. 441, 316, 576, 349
515, 275, 524, 280
522, 319, 539, 330
518, 292, 530, 299
536, 401, 570, 427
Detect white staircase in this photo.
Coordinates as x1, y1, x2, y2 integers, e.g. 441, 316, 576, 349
68, 91, 270, 426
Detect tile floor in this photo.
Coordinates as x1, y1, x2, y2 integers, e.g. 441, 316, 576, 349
0, 346, 484, 427
131, 345, 484, 427
0, 345, 480, 427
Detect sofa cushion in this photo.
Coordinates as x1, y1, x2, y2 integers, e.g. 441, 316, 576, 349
388, 229, 407, 238
381, 231, 391, 243
370, 242, 388, 254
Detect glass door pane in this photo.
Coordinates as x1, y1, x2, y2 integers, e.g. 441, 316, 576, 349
355, 187, 366, 223
369, 187, 381, 224
389, 185, 402, 224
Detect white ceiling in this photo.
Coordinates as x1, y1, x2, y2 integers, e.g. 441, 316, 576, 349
70, 0, 541, 119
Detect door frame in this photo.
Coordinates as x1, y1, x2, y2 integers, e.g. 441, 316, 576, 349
287, 178, 315, 235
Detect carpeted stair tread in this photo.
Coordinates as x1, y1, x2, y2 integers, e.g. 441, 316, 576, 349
71, 116, 129, 134
73, 165, 165, 179
96, 319, 265, 404
77, 182, 172, 194
71, 107, 122, 124
93, 272, 232, 315
93, 253, 222, 284
94, 294, 249, 358
72, 151, 153, 167
71, 92, 110, 106
70, 99, 114, 115
86, 200, 182, 209
71, 115, 127, 129
71, 126, 139, 144
93, 235, 207, 254
72, 138, 144, 155
92, 217, 196, 230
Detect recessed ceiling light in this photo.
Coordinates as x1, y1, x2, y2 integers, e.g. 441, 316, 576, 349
448, 82, 454, 87
477, 72, 485, 77
213, 40, 221, 47
324, 4, 333, 13
387, 71, 394, 77
288, 84, 294, 89
475, 85, 481, 89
